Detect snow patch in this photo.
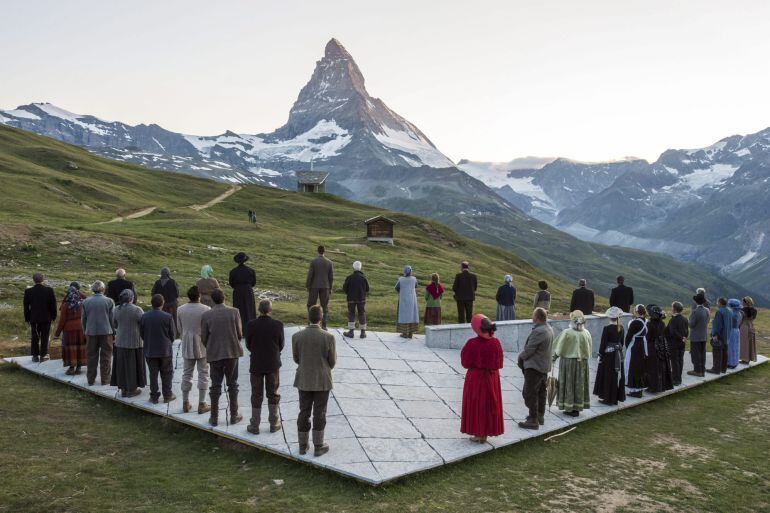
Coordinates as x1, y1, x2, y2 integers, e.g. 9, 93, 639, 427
373, 125, 454, 168
3, 108, 41, 120
678, 164, 739, 190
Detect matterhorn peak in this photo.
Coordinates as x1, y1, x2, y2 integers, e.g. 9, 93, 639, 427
324, 38, 351, 59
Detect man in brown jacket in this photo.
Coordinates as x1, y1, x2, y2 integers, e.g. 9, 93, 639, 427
201, 289, 244, 426
306, 245, 334, 330
293, 305, 336, 457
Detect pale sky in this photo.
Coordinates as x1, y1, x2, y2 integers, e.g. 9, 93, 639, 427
3, 0, 770, 162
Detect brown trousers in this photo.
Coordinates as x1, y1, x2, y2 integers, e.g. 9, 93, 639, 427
307, 288, 330, 327
86, 335, 113, 385
250, 371, 281, 409
297, 390, 330, 432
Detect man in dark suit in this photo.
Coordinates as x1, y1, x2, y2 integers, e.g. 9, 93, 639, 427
569, 279, 595, 314
245, 299, 285, 435
106, 268, 137, 305
306, 245, 334, 330
140, 294, 176, 404
23, 273, 57, 362
452, 261, 478, 323
609, 275, 634, 313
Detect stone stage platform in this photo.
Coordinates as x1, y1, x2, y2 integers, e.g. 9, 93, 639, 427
4, 328, 766, 485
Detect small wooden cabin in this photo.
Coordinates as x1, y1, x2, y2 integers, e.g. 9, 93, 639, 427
296, 171, 329, 193
365, 215, 396, 245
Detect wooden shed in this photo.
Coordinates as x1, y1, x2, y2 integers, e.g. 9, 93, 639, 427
296, 171, 329, 193
365, 215, 396, 244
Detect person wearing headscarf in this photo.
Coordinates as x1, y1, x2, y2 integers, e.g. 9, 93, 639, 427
664, 301, 689, 386
424, 273, 444, 326
460, 314, 504, 442
151, 267, 180, 326
495, 275, 517, 321
106, 268, 137, 305
708, 297, 732, 375
593, 307, 626, 405
625, 304, 648, 398
739, 297, 758, 364
110, 289, 146, 397
395, 266, 419, 338
342, 261, 369, 339
53, 282, 87, 375
552, 310, 592, 416
176, 286, 211, 414
229, 252, 257, 335
726, 299, 743, 369
533, 280, 551, 310
644, 304, 674, 393
196, 264, 220, 308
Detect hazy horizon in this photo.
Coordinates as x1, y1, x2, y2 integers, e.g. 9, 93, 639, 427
4, 0, 770, 163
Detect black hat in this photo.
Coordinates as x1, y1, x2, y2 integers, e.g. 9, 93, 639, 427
234, 252, 249, 264
693, 293, 706, 305
69, 281, 80, 290
647, 304, 664, 320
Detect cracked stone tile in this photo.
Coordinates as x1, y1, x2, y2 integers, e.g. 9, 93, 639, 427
373, 369, 426, 387
382, 384, 439, 401
363, 358, 412, 372
410, 417, 464, 439
335, 397, 404, 417
347, 416, 422, 439
397, 399, 457, 419
359, 438, 443, 463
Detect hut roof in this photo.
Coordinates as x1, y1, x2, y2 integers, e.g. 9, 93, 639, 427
296, 171, 329, 185
364, 215, 397, 225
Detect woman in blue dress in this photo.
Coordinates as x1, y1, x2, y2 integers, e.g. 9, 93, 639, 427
395, 266, 419, 338
727, 298, 743, 369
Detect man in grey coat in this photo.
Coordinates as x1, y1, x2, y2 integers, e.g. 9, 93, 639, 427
306, 245, 334, 330
517, 307, 554, 429
293, 305, 336, 457
201, 289, 243, 426
688, 293, 711, 377
81, 281, 115, 386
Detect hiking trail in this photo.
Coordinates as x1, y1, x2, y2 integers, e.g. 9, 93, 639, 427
189, 185, 241, 211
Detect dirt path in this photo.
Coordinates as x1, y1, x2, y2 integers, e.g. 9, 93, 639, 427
189, 185, 241, 211
100, 206, 157, 224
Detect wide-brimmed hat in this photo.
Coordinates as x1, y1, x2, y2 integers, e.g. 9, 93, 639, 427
234, 252, 249, 264
647, 304, 664, 320
693, 293, 706, 305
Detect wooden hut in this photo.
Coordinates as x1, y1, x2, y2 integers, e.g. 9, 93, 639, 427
296, 171, 329, 193
365, 215, 396, 244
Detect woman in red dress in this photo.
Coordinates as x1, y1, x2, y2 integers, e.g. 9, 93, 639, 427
460, 314, 505, 442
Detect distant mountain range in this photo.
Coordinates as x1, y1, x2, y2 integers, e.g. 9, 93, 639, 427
1, 38, 762, 303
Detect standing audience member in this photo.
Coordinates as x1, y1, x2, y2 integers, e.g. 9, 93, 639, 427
609, 276, 634, 313
495, 275, 517, 321
533, 280, 551, 311
664, 301, 689, 386
292, 305, 336, 457
593, 307, 626, 405
246, 299, 285, 434
552, 310, 593, 417
395, 266, 419, 339
106, 268, 136, 305
688, 293, 710, 377
306, 246, 334, 330
452, 261, 478, 323
644, 304, 674, 393
517, 307, 554, 429
201, 289, 244, 426
625, 304, 648, 398
727, 299, 743, 369
569, 279, 595, 315
342, 261, 369, 339
708, 297, 732, 375
424, 273, 444, 326
151, 267, 180, 326
53, 282, 87, 374
23, 272, 57, 362
739, 297, 757, 364
196, 264, 220, 308
111, 289, 145, 397
140, 294, 176, 404
176, 286, 211, 414
229, 252, 257, 335
692, 287, 711, 310
81, 281, 114, 386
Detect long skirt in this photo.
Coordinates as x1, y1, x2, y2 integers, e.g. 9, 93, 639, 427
461, 368, 504, 437
740, 323, 757, 362
557, 358, 590, 412
593, 352, 626, 405
111, 346, 147, 391
727, 328, 740, 367
424, 307, 442, 326
397, 323, 419, 337
495, 304, 516, 322
625, 337, 646, 390
61, 329, 87, 367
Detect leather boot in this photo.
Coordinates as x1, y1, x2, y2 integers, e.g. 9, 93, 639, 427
706, 348, 721, 374
229, 390, 243, 424
360, 330, 367, 339
182, 390, 191, 413
209, 395, 219, 426
268, 403, 282, 433
313, 429, 329, 457
298, 431, 310, 455
343, 329, 355, 338
247, 408, 261, 434
198, 389, 211, 414
518, 417, 539, 430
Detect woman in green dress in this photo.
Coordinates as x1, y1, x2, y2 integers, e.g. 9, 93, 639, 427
552, 310, 593, 417
424, 273, 444, 326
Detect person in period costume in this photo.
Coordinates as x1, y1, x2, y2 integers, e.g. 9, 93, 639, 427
106, 268, 137, 305
495, 275, 517, 321
81, 281, 115, 386
395, 266, 419, 338
533, 280, 551, 311
452, 261, 478, 324
644, 304, 674, 393
739, 297, 758, 364
53, 282, 87, 374
708, 297, 732, 375
151, 267, 180, 327
23, 272, 58, 362
111, 289, 146, 397
727, 298, 743, 369
625, 304, 648, 398
569, 279, 595, 315
176, 286, 211, 414
691, 287, 712, 311
246, 299, 285, 434
229, 252, 257, 335
593, 307, 626, 405
664, 301, 689, 386
688, 293, 710, 377
517, 307, 554, 429
342, 261, 369, 339
460, 314, 504, 441
140, 294, 176, 404
293, 305, 336, 457
609, 276, 634, 313
196, 264, 220, 308
424, 273, 444, 326
201, 288, 244, 426
306, 245, 334, 330
552, 310, 592, 416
